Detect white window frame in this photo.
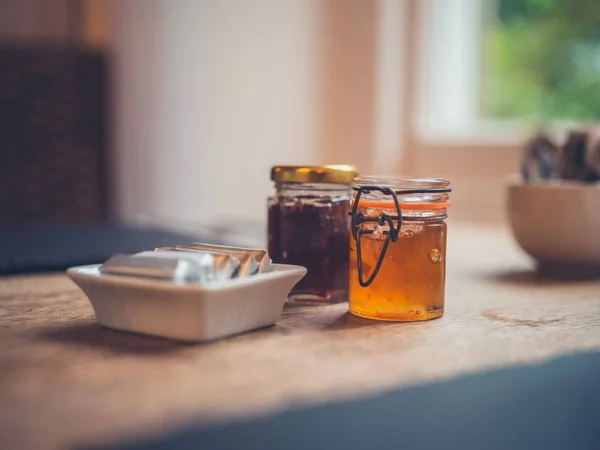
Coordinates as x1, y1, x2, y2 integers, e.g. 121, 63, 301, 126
412, 0, 573, 148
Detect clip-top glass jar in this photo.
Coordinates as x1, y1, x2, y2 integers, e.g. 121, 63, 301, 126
268, 165, 358, 303
349, 176, 451, 321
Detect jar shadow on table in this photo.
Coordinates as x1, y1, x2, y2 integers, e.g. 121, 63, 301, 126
324, 311, 424, 331
483, 263, 600, 286
279, 306, 416, 333
37, 322, 189, 355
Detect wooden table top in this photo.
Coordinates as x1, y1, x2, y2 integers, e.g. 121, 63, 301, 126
1, 224, 599, 450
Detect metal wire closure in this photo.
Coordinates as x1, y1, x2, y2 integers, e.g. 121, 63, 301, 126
350, 186, 451, 287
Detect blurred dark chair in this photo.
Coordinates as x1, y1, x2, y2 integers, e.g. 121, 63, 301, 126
0, 45, 209, 274
0, 44, 107, 224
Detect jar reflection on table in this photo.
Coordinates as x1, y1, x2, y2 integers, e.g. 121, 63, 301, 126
348, 176, 450, 321
268, 165, 357, 303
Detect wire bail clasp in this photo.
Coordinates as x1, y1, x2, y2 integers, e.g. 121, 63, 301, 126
350, 186, 403, 287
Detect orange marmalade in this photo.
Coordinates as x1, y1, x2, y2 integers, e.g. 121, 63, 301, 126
348, 177, 450, 322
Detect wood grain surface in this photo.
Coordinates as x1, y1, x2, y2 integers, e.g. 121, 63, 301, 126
1, 225, 599, 450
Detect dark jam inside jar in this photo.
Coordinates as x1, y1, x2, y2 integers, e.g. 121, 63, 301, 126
268, 187, 351, 303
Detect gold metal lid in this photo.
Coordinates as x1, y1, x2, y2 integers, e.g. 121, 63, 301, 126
270, 165, 358, 184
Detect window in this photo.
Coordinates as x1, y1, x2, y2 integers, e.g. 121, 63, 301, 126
414, 0, 600, 145
482, 0, 600, 122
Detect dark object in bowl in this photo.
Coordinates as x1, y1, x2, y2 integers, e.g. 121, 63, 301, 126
521, 128, 600, 184
586, 140, 600, 182
556, 131, 589, 181
520, 133, 558, 182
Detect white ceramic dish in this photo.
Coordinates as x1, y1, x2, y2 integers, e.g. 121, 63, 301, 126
67, 263, 306, 342
507, 178, 600, 264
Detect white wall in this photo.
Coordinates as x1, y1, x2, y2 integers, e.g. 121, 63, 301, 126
112, 0, 322, 239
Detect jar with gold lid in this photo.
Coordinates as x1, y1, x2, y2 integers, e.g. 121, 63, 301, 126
268, 165, 358, 303
349, 176, 451, 321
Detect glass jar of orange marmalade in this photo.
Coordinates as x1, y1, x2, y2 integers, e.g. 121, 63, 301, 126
349, 176, 451, 321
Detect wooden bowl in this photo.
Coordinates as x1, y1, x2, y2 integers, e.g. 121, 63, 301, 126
507, 178, 600, 266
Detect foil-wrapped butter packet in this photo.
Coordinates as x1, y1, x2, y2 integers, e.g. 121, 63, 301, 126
189, 243, 271, 273
154, 246, 259, 277
99, 251, 239, 283
176, 246, 260, 277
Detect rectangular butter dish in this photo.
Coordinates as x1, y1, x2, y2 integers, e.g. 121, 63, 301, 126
67, 262, 306, 342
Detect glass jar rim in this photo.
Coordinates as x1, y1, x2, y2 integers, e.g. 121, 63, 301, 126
353, 175, 449, 190
352, 175, 450, 210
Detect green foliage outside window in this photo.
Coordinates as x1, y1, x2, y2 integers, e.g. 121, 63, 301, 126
482, 0, 600, 121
